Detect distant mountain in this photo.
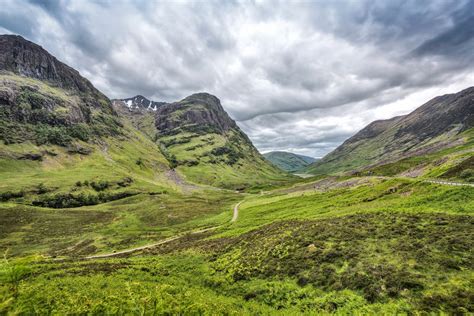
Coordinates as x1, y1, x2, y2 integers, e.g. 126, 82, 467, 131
263, 151, 317, 172
306, 87, 474, 175
113, 95, 166, 112
154, 93, 290, 189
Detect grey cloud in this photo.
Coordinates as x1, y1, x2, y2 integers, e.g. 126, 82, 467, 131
413, 2, 474, 59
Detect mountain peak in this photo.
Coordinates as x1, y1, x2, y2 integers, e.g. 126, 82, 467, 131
156, 93, 236, 135
114, 95, 166, 112
0, 34, 101, 96
182, 92, 220, 105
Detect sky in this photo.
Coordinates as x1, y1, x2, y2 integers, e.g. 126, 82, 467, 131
1, 0, 474, 157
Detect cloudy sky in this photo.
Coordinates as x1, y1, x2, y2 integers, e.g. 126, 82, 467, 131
1, 0, 474, 157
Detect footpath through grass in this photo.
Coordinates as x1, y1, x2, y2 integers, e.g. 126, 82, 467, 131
1, 176, 473, 314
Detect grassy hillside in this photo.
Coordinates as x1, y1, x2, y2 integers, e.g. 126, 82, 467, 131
307, 87, 474, 175
154, 94, 292, 190
1, 175, 472, 314
263, 151, 317, 172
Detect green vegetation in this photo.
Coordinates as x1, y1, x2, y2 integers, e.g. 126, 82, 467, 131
0, 73, 121, 146
158, 130, 293, 190
263, 151, 317, 172
1, 177, 472, 314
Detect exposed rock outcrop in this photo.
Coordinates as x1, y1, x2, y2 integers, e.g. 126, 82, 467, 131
155, 93, 237, 135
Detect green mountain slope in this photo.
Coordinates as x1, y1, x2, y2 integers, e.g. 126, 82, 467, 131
153, 93, 291, 190
263, 151, 317, 172
306, 87, 474, 175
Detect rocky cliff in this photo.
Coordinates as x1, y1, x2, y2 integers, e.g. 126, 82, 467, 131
155, 93, 237, 135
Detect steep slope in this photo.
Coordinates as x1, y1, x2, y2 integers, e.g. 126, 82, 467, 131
263, 151, 317, 172
307, 87, 474, 175
0, 35, 122, 146
154, 93, 290, 189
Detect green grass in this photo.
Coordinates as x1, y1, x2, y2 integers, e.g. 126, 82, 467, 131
214, 178, 473, 238
0, 188, 242, 257
0, 78, 472, 313
158, 129, 293, 190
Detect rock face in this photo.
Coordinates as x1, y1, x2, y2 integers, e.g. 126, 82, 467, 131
0, 35, 109, 102
155, 93, 237, 135
0, 35, 119, 145
307, 86, 474, 175
114, 95, 166, 112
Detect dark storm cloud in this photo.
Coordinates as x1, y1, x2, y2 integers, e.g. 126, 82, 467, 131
1, 0, 473, 157
413, 1, 474, 59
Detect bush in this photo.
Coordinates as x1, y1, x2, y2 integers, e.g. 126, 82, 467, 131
35, 125, 72, 146
36, 183, 49, 194
68, 124, 91, 142
32, 191, 137, 208
460, 169, 474, 182
168, 154, 178, 169
117, 177, 133, 187
90, 180, 109, 191
0, 190, 25, 201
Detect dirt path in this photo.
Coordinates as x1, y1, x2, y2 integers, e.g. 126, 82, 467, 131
85, 226, 218, 259
425, 179, 474, 187
79, 199, 244, 260
231, 201, 241, 222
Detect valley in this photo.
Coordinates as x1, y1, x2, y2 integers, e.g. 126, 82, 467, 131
0, 34, 473, 315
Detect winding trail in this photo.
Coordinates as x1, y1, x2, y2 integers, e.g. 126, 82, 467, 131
231, 201, 241, 222
55, 176, 471, 261
80, 199, 243, 260
424, 179, 474, 187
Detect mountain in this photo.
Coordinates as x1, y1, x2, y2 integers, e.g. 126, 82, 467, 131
0, 34, 120, 146
153, 93, 290, 189
0, 35, 288, 191
114, 95, 166, 112
263, 151, 317, 172
0, 34, 178, 195
307, 87, 474, 175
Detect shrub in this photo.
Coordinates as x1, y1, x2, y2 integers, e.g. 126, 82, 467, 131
0, 190, 25, 201
35, 125, 72, 146
90, 180, 109, 191
117, 177, 133, 187
68, 124, 91, 142
36, 183, 48, 194
460, 169, 474, 182
32, 191, 137, 208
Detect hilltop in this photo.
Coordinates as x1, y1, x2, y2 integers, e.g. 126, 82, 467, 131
263, 151, 317, 172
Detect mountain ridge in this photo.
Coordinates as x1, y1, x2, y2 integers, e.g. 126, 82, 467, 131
306, 86, 474, 175
263, 151, 317, 172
